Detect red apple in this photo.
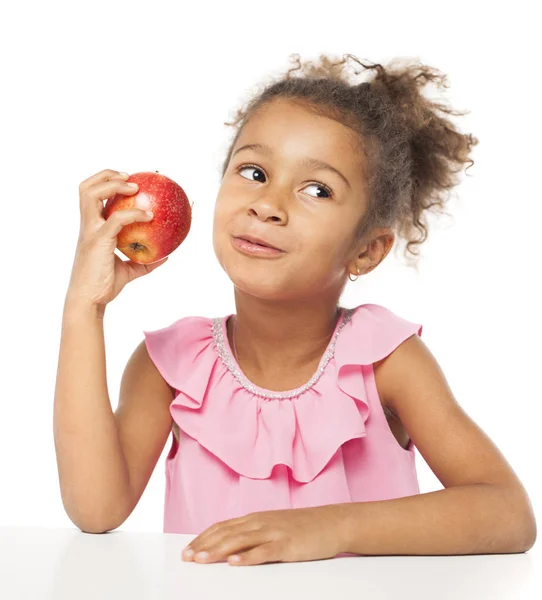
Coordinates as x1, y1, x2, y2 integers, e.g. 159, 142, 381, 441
103, 171, 192, 264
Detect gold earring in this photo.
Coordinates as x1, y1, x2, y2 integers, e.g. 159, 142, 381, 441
348, 268, 360, 282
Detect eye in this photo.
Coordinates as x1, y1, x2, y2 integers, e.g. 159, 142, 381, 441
238, 164, 266, 183
237, 164, 334, 199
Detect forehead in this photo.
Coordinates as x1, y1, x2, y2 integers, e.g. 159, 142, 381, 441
236, 98, 362, 167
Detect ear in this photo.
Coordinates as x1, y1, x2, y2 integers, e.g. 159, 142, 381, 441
351, 228, 395, 275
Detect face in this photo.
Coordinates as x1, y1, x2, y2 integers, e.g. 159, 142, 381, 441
213, 98, 372, 302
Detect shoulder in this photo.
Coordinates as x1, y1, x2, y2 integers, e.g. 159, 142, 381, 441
143, 315, 210, 337
143, 315, 213, 355
372, 333, 424, 417
336, 303, 423, 419
141, 314, 218, 400
340, 303, 422, 372
372, 330, 458, 433
137, 339, 177, 398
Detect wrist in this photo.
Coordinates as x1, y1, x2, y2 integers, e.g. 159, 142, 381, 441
324, 502, 356, 555
63, 295, 106, 321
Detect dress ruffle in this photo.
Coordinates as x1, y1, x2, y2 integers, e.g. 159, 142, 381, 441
143, 304, 422, 484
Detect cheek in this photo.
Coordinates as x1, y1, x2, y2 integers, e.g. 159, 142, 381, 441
212, 200, 232, 240
212, 211, 229, 265
307, 229, 344, 259
303, 233, 351, 277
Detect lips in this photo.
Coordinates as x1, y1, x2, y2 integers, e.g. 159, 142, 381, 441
236, 234, 284, 251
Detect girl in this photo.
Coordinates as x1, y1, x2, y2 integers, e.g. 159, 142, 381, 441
54, 53, 537, 566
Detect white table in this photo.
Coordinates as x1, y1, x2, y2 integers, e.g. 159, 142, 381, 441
0, 526, 539, 599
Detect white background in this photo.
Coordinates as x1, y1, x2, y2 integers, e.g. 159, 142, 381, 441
0, 0, 539, 539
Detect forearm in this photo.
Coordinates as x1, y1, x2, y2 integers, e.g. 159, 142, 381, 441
336, 483, 536, 556
53, 298, 132, 532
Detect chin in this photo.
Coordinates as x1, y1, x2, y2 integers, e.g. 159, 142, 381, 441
229, 269, 291, 300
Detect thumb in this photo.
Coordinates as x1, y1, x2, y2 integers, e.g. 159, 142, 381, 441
147, 256, 169, 272
127, 256, 169, 281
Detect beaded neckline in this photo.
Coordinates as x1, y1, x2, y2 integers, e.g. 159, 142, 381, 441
211, 306, 355, 399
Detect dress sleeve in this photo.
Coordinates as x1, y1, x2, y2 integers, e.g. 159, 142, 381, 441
334, 303, 423, 412
143, 316, 215, 406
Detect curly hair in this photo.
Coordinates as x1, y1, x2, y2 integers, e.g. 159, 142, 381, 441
219, 53, 479, 270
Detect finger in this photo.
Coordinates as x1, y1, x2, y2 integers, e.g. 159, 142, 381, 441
228, 542, 282, 567
190, 530, 266, 564
79, 169, 129, 195
183, 515, 259, 558
79, 175, 136, 228
186, 514, 252, 551
100, 206, 153, 239
83, 179, 140, 225
182, 525, 236, 560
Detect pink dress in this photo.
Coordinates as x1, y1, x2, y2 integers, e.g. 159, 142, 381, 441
143, 302, 423, 535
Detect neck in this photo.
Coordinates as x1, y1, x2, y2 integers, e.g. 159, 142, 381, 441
229, 290, 343, 374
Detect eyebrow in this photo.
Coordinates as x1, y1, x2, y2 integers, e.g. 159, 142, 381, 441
232, 143, 352, 190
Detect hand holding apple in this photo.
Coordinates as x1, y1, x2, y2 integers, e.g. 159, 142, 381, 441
103, 171, 192, 265
66, 169, 190, 312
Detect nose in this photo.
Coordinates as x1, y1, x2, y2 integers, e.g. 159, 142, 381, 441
247, 195, 288, 224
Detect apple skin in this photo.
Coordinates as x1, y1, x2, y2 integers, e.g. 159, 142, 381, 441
103, 171, 192, 264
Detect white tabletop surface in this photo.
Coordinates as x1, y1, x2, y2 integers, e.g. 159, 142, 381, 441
0, 526, 539, 599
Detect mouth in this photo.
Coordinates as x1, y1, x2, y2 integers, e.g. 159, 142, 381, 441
232, 236, 286, 257
234, 235, 284, 252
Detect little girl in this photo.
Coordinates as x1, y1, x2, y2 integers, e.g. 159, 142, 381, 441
54, 53, 537, 566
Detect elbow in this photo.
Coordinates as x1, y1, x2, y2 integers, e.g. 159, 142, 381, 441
67, 508, 126, 535
78, 525, 110, 535
499, 484, 538, 553
74, 517, 122, 535
516, 488, 537, 552
517, 515, 537, 553
510, 520, 537, 554
62, 493, 132, 535
473, 483, 537, 554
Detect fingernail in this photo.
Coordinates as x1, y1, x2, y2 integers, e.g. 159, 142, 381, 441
146, 211, 154, 218
119, 172, 129, 178
195, 551, 209, 561
128, 182, 138, 188
182, 547, 194, 558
